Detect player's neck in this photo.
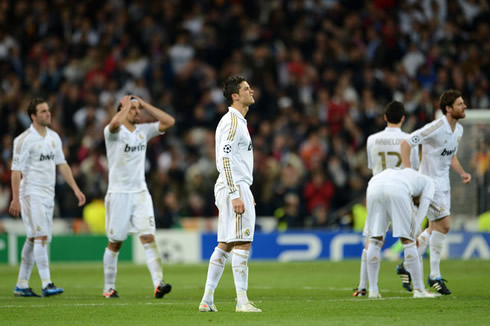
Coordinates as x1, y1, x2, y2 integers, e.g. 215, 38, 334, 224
123, 120, 136, 132
386, 122, 401, 129
231, 103, 248, 118
445, 114, 458, 132
33, 123, 47, 138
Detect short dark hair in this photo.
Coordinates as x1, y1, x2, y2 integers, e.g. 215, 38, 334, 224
223, 75, 246, 105
439, 89, 462, 114
385, 100, 405, 123
27, 98, 47, 121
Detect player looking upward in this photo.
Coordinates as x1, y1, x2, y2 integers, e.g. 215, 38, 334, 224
199, 75, 262, 313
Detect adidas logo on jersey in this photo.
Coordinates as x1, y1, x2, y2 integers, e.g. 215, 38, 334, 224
124, 144, 145, 152
39, 153, 55, 161
440, 148, 456, 156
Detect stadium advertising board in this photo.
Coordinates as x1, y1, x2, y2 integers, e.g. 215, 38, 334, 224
202, 231, 490, 261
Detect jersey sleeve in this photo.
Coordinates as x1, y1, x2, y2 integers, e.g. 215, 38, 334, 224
217, 115, 241, 200
414, 175, 435, 226
54, 133, 67, 165
366, 135, 374, 170
11, 135, 30, 172
406, 119, 444, 147
104, 125, 119, 142
410, 145, 420, 170
140, 121, 164, 141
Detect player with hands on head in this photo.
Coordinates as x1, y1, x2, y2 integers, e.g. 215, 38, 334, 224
10, 97, 86, 297
102, 94, 175, 299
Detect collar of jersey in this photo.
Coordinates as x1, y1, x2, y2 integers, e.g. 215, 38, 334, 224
384, 127, 400, 132
228, 107, 247, 122
29, 124, 47, 139
441, 115, 456, 134
121, 123, 139, 133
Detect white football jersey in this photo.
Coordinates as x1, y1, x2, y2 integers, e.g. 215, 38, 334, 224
368, 168, 435, 232
406, 116, 463, 191
369, 168, 435, 201
215, 107, 253, 199
11, 125, 66, 198
104, 122, 163, 193
367, 127, 419, 175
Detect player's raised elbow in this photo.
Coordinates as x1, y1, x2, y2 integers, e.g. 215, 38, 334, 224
160, 116, 175, 131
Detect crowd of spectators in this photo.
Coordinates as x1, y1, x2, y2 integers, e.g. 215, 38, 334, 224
0, 0, 488, 231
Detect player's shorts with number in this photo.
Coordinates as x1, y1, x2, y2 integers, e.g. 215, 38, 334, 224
215, 183, 256, 243
105, 190, 156, 242
20, 195, 54, 240
427, 190, 450, 221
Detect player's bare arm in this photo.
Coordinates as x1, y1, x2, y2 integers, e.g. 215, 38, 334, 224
8, 170, 22, 217
400, 139, 412, 168
131, 95, 175, 132
57, 163, 86, 206
108, 95, 132, 133
450, 155, 471, 184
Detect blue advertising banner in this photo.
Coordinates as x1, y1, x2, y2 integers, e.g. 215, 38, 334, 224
201, 231, 490, 261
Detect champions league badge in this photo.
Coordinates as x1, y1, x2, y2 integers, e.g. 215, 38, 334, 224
411, 135, 420, 144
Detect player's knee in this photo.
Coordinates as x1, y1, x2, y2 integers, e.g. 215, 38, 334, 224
140, 234, 155, 243
108, 241, 122, 251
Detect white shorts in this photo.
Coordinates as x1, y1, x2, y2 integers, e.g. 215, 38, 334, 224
105, 191, 156, 242
363, 184, 417, 241
427, 190, 450, 221
215, 184, 255, 243
20, 195, 54, 240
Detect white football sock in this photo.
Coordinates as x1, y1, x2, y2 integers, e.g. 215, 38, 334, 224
403, 242, 423, 290
232, 249, 250, 305
104, 248, 119, 292
358, 248, 368, 290
202, 247, 230, 304
143, 242, 163, 288
417, 229, 430, 278
16, 240, 34, 288
34, 240, 52, 288
417, 229, 430, 257
429, 231, 446, 279
366, 239, 383, 295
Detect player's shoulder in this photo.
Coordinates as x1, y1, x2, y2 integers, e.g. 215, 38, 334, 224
455, 122, 464, 134
217, 111, 234, 128
46, 127, 61, 139
367, 129, 384, 142
14, 128, 33, 143
420, 118, 445, 136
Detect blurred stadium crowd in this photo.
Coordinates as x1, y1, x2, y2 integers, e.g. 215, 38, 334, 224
0, 0, 489, 231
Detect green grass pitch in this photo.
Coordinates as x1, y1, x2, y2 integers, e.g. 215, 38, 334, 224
0, 260, 489, 325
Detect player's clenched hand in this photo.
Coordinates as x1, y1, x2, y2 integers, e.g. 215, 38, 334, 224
232, 198, 245, 214
9, 199, 21, 217
461, 172, 471, 184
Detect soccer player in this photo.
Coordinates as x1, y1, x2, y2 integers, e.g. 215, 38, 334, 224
199, 75, 262, 313
10, 98, 86, 297
400, 89, 471, 295
102, 95, 175, 298
364, 168, 436, 298
353, 101, 419, 297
